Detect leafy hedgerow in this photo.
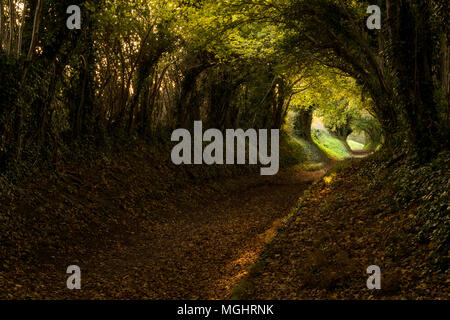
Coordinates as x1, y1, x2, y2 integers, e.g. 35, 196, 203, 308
386, 152, 449, 270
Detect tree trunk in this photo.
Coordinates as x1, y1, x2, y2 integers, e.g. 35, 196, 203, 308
27, 0, 42, 60
16, 0, 25, 58
0, 1, 4, 50
7, 0, 15, 55
294, 107, 313, 140
74, 56, 88, 139
390, 0, 442, 160
177, 66, 205, 128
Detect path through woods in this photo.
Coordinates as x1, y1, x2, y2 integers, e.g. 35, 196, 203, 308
2, 162, 330, 299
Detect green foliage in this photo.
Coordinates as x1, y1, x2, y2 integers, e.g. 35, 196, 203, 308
293, 136, 329, 169
312, 129, 351, 160
347, 139, 364, 151
291, 65, 367, 127
352, 117, 383, 152
279, 134, 308, 168
388, 152, 450, 270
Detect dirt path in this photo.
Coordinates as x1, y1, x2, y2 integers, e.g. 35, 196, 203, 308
2, 165, 329, 299
350, 150, 371, 158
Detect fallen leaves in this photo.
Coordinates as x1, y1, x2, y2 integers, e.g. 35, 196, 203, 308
234, 157, 449, 300
0, 145, 319, 300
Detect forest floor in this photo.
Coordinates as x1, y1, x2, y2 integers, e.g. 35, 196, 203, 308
1, 144, 448, 300
0, 144, 330, 299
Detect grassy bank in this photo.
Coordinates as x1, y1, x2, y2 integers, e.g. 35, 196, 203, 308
312, 129, 352, 159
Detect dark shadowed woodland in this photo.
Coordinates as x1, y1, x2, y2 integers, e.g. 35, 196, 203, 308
0, 0, 449, 299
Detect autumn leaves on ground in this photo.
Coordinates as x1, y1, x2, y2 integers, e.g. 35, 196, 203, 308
1, 138, 448, 300
234, 154, 449, 300
0, 140, 327, 299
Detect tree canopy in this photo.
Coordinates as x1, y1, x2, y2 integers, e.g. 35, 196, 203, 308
0, 0, 448, 168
